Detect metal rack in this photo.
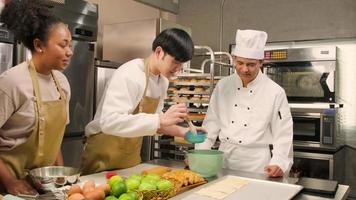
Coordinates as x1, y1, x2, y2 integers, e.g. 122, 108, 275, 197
152, 45, 233, 161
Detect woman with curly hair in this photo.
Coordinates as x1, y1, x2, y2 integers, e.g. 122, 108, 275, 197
0, 0, 73, 194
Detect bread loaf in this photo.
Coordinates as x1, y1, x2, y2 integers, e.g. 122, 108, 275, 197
141, 166, 172, 176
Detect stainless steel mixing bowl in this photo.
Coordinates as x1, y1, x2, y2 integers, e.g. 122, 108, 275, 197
29, 166, 80, 192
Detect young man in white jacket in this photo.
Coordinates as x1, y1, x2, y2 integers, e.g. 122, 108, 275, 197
196, 29, 293, 177
81, 28, 194, 174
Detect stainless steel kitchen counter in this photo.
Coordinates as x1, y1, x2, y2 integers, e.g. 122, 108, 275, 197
80, 159, 349, 200
146, 159, 349, 200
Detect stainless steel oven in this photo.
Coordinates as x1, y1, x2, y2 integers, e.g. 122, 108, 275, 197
263, 47, 336, 103
292, 107, 336, 147
290, 149, 344, 182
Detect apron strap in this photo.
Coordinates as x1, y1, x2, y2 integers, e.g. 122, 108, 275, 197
142, 59, 150, 98
138, 58, 160, 113
50, 71, 66, 101
28, 61, 43, 106
28, 61, 45, 156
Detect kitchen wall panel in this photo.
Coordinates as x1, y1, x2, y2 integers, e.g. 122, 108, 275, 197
178, 0, 356, 52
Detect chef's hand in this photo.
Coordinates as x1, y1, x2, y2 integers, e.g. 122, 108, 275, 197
5, 178, 37, 195
160, 103, 187, 128
264, 165, 284, 177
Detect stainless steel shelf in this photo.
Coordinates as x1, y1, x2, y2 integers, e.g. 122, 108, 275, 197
175, 91, 210, 95
171, 82, 211, 86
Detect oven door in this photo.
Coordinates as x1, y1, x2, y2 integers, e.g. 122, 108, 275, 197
263, 61, 335, 102
293, 115, 321, 144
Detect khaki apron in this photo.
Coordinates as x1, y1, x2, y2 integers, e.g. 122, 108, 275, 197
81, 59, 160, 175
0, 61, 67, 192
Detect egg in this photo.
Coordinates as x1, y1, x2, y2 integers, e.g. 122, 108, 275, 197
67, 184, 83, 196
84, 189, 105, 200
82, 180, 96, 195
83, 187, 95, 196
83, 180, 95, 189
96, 183, 110, 195
68, 193, 85, 200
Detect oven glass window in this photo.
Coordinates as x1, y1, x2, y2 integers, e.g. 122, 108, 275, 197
264, 61, 335, 102
291, 157, 330, 179
293, 117, 320, 142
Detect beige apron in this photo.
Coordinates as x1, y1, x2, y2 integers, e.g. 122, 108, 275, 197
0, 61, 67, 192
81, 59, 160, 175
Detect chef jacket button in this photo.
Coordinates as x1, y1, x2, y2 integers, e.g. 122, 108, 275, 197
239, 140, 242, 143
244, 124, 247, 127
235, 104, 237, 107
237, 88, 240, 90
250, 90, 253, 93
247, 107, 250, 110
231, 121, 234, 124
227, 137, 229, 140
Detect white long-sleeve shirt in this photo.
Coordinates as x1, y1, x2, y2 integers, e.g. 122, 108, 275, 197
196, 71, 293, 173
85, 59, 169, 137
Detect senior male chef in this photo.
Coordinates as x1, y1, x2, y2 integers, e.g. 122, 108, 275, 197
196, 29, 293, 177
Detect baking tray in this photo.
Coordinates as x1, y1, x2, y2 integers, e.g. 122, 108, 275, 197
177, 175, 303, 200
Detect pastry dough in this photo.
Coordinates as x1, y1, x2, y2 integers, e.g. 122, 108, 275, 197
162, 169, 205, 189
195, 176, 249, 199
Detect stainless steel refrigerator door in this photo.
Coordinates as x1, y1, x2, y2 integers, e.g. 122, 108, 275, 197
0, 43, 13, 74
63, 40, 94, 136
95, 66, 117, 110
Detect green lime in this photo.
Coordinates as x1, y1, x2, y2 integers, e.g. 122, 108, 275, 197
105, 196, 118, 200
141, 177, 157, 185
127, 191, 139, 200
156, 179, 173, 190
108, 175, 124, 187
110, 181, 127, 197
118, 193, 134, 200
138, 182, 156, 191
125, 178, 141, 191
144, 174, 160, 182
127, 174, 143, 182
119, 193, 134, 200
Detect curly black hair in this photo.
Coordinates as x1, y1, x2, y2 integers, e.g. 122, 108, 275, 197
0, 0, 63, 51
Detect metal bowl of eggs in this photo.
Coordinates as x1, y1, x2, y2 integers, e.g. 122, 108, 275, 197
29, 166, 80, 192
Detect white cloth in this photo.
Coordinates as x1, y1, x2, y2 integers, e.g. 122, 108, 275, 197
0, 61, 70, 150
232, 29, 267, 59
85, 58, 169, 137
196, 71, 293, 174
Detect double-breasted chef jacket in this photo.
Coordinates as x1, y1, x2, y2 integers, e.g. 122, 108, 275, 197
196, 70, 293, 174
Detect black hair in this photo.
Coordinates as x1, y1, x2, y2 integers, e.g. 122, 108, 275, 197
0, 0, 63, 51
152, 28, 194, 63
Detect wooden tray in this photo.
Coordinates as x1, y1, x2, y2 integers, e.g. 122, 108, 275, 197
177, 180, 208, 195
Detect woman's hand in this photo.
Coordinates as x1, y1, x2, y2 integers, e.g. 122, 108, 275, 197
4, 179, 37, 195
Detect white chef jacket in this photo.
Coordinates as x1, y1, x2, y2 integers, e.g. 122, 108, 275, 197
85, 58, 168, 137
196, 70, 293, 174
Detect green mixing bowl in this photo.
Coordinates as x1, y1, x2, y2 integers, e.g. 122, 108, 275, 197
187, 149, 224, 178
